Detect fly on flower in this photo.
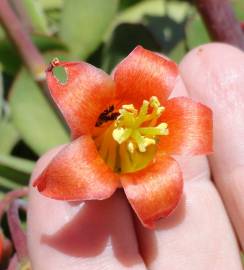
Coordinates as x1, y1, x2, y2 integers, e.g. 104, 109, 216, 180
33, 46, 213, 229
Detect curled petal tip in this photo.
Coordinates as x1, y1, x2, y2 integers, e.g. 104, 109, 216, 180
32, 136, 119, 201
51, 57, 60, 67
46, 58, 60, 73
32, 176, 45, 192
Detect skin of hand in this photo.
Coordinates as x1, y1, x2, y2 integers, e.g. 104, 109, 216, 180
27, 43, 244, 270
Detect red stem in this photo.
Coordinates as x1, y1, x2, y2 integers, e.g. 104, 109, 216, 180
241, 22, 244, 32
0, 188, 28, 221
195, 0, 244, 50
7, 199, 28, 261
0, 189, 29, 268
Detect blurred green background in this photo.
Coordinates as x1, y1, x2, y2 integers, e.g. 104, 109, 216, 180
0, 0, 243, 195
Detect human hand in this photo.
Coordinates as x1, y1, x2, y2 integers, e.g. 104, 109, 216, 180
27, 43, 244, 270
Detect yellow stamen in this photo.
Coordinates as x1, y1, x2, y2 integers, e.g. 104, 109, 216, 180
112, 96, 168, 154
94, 96, 169, 173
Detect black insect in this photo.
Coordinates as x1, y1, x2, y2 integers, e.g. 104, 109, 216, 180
95, 105, 120, 127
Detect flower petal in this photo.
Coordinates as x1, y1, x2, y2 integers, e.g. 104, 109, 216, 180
120, 155, 183, 229
114, 46, 178, 106
47, 60, 115, 139
159, 97, 213, 155
33, 136, 119, 201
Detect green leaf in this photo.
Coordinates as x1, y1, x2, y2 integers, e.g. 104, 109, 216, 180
165, 0, 191, 23
0, 39, 20, 75
114, 0, 165, 28
0, 66, 3, 114
0, 175, 21, 190
0, 67, 19, 154
146, 1, 191, 55
241, 252, 244, 266
102, 23, 161, 73
59, 0, 119, 59
0, 165, 30, 188
0, 26, 5, 41
232, 0, 244, 21
169, 41, 186, 63
21, 0, 49, 34
115, 0, 190, 25
110, 0, 190, 60
9, 68, 69, 155
0, 120, 19, 155
0, 154, 33, 189
186, 13, 210, 49
32, 35, 68, 51
142, 15, 186, 53
119, 0, 143, 11
40, 0, 63, 9
0, 154, 34, 175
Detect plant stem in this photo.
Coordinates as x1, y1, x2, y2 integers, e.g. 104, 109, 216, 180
0, 188, 28, 220
241, 22, 244, 32
0, 68, 3, 118
195, 0, 244, 50
7, 199, 28, 260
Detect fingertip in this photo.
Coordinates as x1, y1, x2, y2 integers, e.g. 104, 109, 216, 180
179, 41, 244, 168
180, 42, 244, 68
179, 41, 244, 250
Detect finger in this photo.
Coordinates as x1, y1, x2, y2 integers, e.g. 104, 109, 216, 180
180, 43, 244, 249
27, 147, 147, 270
136, 76, 242, 269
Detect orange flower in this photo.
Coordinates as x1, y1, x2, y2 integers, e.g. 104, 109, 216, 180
33, 46, 212, 228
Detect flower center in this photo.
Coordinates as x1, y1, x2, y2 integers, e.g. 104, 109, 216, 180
94, 96, 169, 173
